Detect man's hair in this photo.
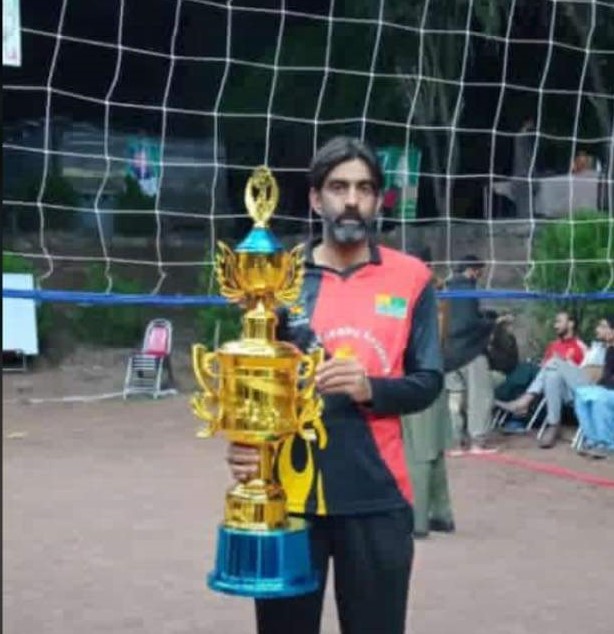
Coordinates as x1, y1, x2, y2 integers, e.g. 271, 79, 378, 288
456, 254, 485, 273
604, 315, 614, 329
557, 309, 578, 333
415, 245, 433, 264
308, 136, 384, 192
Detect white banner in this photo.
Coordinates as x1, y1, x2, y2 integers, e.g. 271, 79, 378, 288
3, 0, 22, 67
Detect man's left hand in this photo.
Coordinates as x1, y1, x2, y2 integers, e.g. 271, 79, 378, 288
315, 358, 372, 404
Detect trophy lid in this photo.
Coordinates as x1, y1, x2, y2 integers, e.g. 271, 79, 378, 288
235, 166, 283, 255
236, 227, 283, 254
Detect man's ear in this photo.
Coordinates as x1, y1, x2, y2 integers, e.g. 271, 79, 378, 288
309, 187, 322, 217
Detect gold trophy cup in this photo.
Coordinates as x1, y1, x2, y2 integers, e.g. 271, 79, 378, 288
191, 166, 323, 598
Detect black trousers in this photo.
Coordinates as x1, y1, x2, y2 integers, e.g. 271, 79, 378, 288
256, 507, 414, 634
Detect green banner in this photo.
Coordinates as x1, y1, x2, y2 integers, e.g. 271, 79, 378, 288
377, 146, 421, 220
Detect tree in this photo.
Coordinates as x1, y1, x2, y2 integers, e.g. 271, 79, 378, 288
350, 0, 510, 216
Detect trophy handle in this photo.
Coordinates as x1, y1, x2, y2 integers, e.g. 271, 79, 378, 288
192, 344, 220, 390
298, 347, 324, 382
191, 344, 221, 438
296, 348, 325, 443
190, 392, 219, 438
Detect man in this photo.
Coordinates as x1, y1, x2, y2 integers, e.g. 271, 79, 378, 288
402, 247, 455, 539
512, 118, 537, 218
496, 312, 605, 450
444, 255, 498, 454
489, 317, 540, 396
540, 310, 587, 366
575, 315, 614, 458
228, 136, 443, 634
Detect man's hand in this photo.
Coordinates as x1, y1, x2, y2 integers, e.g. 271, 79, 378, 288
315, 357, 373, 403
227, 443, 260, 482
496, 313, 514, 325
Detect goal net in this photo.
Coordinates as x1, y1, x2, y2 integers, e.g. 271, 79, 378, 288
3, 0, 613, 302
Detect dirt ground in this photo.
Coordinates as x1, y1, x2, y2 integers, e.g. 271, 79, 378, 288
3, 368, 614, 634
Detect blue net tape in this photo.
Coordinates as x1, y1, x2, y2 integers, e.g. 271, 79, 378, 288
2, 288, 613, 305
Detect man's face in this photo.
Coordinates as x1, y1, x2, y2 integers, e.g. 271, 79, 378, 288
310, 158, 381, 246
553, 312, 573, 338
471, 267, 483, 282
595, 319, 614, 343
463, 266, 483, 282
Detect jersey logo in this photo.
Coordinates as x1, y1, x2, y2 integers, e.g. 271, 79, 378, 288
375, 294, 408, 319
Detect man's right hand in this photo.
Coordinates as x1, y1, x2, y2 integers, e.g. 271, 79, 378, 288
227, 443, 260, 482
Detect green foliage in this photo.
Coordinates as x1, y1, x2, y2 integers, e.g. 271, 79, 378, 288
194, 260, 242, 349
114, 176, 156, 236
2, 252, 53, 344
12, 172, 80, 231
69, 264, 149, 346
527, 209, 612, 345
2, 252, 36, 275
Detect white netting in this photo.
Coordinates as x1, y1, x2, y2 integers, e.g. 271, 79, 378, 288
3, 0, 614, 296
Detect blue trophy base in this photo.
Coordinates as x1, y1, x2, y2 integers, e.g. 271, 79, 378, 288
208, 517, 319, 599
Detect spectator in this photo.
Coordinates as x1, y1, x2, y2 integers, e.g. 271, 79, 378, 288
496, 313, 607, 449
444, 255, 498, 454
575, 315, 614, 458
487, 315, 540, 403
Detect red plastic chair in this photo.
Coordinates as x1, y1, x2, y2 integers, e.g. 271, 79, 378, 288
123, 319, 175, 399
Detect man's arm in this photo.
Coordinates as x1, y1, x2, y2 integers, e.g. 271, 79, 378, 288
599, 348, 614, 389
367, 282, 444, 417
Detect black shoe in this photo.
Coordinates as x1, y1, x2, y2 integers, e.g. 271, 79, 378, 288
413, 530, 429, 539
429, 518, 456, 533
538, 424, 560, 449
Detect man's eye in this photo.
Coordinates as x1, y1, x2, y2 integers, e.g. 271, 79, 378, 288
359, 183, 375, 194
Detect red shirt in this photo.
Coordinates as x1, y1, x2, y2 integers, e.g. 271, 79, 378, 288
542, 337, 587, 366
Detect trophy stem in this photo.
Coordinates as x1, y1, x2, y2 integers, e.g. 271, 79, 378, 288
242, 300, 277, 340
257, 442, 276, 482
224, 442, 287, 530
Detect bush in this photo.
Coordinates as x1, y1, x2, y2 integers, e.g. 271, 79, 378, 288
2, 252, 54, 346
114, 176, 156, 236
194, 260, 242, 349
11, 172, 80, 231
527, 209, 612, 345
69, 264, 149, 346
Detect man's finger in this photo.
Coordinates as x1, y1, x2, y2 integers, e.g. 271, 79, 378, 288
316, 363, 361, 383
227, 444, 260, 465
230, 465, 260, 482
317, 376, 357, 393
316, 358, 356, 374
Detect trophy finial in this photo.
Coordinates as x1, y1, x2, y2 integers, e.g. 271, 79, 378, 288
244, 166, 279, 228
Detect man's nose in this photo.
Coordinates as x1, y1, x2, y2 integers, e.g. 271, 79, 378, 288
345, 185, 359, 206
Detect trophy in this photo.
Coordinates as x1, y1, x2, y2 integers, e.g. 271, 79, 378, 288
191, 166, 324, 598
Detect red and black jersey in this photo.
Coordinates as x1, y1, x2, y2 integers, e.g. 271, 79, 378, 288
276, 241, 443, 516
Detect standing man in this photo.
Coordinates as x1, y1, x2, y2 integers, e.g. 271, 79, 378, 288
228, 136, 443, 634
402, 247, 455, 539
444, 255, 498, 454
512, 117, 537, 218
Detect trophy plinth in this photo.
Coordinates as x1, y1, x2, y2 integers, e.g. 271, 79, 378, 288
191, 166, 323, 598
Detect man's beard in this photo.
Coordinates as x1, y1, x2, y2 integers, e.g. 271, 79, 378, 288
322, 207, 375, 246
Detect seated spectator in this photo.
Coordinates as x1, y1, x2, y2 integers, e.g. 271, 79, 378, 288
575, 315, 614, 458
487, 315, 539, 403
495, 311, 607, 449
